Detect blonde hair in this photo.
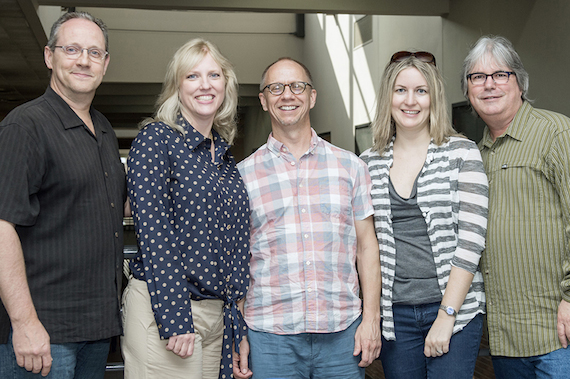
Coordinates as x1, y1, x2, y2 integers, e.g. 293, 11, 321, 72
371, 56, 460, 152
142, 39, 239, 144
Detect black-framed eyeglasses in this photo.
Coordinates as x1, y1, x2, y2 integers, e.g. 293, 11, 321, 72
390, 51, 436, 66
54, 45, 108, 62
466, 71, 515, 85
261, 81, 312, 95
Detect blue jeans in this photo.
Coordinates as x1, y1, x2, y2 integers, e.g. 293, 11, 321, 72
248, 316, 365, 379
492, 347, 570, 379
0, 331, 110, 379
380, 302, 483, 379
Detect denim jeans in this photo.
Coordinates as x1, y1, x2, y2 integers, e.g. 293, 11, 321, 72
248, 315, 365, 379
380, 302, 483, 379
0, 331, 110, 379
492, 347, 570, 379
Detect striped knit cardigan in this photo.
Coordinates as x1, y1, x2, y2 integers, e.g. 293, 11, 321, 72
360, 136, 488, 340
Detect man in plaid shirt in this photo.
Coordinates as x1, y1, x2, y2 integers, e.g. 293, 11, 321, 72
234, 57, 381, 379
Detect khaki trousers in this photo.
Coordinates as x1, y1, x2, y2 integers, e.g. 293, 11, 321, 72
121, 278, 224, 379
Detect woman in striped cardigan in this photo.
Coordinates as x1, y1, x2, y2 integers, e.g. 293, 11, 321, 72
360, 51, 489, 379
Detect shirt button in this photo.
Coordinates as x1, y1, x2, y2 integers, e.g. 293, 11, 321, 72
306, 261, 311, 266
290, 161, 296, 166
301, 208, 306, 213
114, 232, 119, 238
111, 202, 115, 208
307, 287, 313, 293
105, 172, 109, 177
304, 234, 309, 239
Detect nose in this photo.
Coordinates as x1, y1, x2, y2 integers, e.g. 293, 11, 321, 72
280, 84, 295, 99
76, 48, 91, 65
483, 75, 496, 89
404, 91, 416, 105
199, 76, 212, 89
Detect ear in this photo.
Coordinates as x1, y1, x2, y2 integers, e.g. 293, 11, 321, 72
309, 88, 317, 109
44, 46, 53, 70
102, 53, 110, 76
259, 92, 268, 111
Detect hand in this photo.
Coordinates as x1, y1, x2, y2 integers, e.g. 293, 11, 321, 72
353, 317, 381, 367
166, 333, 195, 358
424, 313, 454, 357
232, 336, 252, 379
11, 319, 52, 376
557, 299, 570, 348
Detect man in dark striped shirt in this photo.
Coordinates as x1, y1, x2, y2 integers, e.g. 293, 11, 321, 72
462, 35, 570, 378
0, 11, 126, 378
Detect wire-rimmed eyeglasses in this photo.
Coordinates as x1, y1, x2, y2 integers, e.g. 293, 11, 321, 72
261, 81, 312, 96
54, 45, 108, 62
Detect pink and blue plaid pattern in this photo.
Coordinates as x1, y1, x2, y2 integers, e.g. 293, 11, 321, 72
238, 129, 374, 334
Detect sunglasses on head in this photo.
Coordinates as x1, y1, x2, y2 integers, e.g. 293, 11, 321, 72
390, 51, 436, 66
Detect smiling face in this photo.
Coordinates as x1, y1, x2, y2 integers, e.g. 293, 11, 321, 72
391, 67, 431, 133
179, 52, 225, 129
44, 18, 109, 103
467, 55, 523, 129
259, 59, 316, 131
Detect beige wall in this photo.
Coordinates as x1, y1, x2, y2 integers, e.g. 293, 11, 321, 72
443, 0, 570, 114
38, 1, 570, 153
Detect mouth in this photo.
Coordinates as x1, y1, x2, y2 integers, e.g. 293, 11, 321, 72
402, 110, 420, 115
72, 71, 92, 78
480, 92, 503, 101
279, 105, 298, 111
196, 95, 214, 101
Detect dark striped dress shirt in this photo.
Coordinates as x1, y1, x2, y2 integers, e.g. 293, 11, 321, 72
0, 87, 126, 344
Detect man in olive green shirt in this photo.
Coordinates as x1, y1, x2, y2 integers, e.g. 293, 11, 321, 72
461, 35, 570, 378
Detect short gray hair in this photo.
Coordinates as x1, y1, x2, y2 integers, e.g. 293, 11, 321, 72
461, 35, 529, 103
47, 11, 109, 52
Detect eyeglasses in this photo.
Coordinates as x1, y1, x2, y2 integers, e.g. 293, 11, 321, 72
466, 71, 515, 85
54, 45, 108, 62
261, 81, 312, 95
390, 51, 436, 66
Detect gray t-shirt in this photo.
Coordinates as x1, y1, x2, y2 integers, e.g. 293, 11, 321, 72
389, 176, 442, 305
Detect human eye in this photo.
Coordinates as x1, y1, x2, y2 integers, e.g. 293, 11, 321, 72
209, 72, 221, 79
291, 82, 304, 90
186, 73, 198, 80
417, 87, 428, 94
394, 87, 406, 94
88, 48, 104, 58
471, 73, 486, 81
65, 45, 80, 54
494, 72, 508, 79
270, 83, 284, 93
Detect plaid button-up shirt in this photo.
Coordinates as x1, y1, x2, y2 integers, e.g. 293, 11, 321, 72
238, 129, 374, 334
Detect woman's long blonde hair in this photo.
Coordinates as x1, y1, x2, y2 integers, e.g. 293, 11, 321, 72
141, 38, 239, 144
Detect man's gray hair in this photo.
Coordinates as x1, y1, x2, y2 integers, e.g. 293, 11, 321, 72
461, 35, 529, 102
46, 11, 109, 52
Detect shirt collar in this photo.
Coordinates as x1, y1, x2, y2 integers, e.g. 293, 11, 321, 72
481, 101, 530, 147
177, 113, 230, 159
266, 127, 320, 157
44, 86, 106, 135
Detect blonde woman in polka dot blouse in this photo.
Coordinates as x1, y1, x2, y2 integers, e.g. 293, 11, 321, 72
122, 39, 251, 379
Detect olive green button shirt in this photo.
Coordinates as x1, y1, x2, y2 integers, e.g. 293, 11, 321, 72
479, 101, 570, 357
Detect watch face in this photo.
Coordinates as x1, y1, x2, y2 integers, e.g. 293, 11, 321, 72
446, 307, 453, 315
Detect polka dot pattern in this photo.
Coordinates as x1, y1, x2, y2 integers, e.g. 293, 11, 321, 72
127, 116, 250, 379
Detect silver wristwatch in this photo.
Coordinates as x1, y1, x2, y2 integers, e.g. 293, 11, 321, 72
439, 304, 457, 317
